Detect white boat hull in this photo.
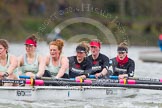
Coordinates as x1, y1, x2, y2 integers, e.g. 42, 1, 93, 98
139, 51, 162, 63
0, 86, 139, 101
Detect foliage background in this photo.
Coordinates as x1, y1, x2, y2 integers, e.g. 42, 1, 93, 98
0, 0, 162, 46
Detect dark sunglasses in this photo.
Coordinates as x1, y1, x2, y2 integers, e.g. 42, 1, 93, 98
118, 51, 126, 54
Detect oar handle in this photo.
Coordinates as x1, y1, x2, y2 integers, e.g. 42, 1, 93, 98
20, 75, 96, 79
109, 76, 119, 79
88, 75, 95, 78
19, 76, 30, 79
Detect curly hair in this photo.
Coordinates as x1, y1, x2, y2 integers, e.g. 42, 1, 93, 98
49, 39, 64, 54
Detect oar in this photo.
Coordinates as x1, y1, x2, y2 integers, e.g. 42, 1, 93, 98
5, 78, 162, 90
19, 75, 92, 83
109, 76, 162, 82
0, 79, 25, 85
19, 75, 162, 85
0, 79, 43, 86
96, 79, 162, 85
35, 80, 162, 90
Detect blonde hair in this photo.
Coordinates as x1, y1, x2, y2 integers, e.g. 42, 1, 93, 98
118, 41, 128, 52
90, 39, 101, 48
118, 41, 128, 48
49, 39, 64, 54
78, 41, 90, 56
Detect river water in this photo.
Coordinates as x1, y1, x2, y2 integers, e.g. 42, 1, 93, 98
0, 42, 162, 108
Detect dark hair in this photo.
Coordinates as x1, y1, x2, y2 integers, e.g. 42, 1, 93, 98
0, 39, 9, 53
26, 34, 38, 43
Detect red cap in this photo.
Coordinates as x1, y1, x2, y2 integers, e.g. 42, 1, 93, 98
159, 34, 162, 40
25, 39, 37, 47
90, 41, 100, 48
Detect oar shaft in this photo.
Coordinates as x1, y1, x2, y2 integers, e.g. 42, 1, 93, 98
15, 79, 162, 90
96, 79, 162, 85
37, 80, 162, 90
129, 77, 162, 82
0, 79, 25, 84
109, 76, 162, 82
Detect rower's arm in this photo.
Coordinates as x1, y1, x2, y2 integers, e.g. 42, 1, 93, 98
37, 55, 46, 77
55, 56, 69, 78
100, 68, 108, 76
7, 55, 18, 75
128, 59, 135, 77
100, 56, 109, 76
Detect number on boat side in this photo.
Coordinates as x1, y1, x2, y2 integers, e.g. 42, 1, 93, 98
17, 90, 25, 96
106, 89, 113, 95
17, 90, 32, 96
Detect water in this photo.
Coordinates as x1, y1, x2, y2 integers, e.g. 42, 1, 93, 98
1, 42, 162, 108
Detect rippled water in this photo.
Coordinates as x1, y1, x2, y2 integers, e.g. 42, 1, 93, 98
1, 42, 162, 108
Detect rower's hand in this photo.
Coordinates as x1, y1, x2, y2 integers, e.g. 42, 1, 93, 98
76, 75, 86, 80
119, 74, 128, 79
3, 72, 9, 77
26, 72, 35, 79
95, 73, 103, 79
0, 72, 4, 77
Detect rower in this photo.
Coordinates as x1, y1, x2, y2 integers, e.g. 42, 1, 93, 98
0, 39, 18, 86
18, 34, 45, 79
87, 39, 110, 79
45, 39, 69, 78
68, 41, 92, 80
109, 41, 135, 79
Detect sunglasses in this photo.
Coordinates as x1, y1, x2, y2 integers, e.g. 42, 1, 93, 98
118, 51, 126, 54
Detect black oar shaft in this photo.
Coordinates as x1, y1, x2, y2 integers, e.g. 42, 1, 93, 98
135, 80, 162, 85
0, 79, 25, 84
129, 77, 161, 82
96, 79, 162, 85
42, 80, 162, 90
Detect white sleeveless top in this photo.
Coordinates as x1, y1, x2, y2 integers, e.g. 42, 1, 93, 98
46, 55, 68, 76
21, 54, 39, 74
0, 54, 10, 72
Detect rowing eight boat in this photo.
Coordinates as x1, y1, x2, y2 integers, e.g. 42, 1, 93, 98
0, 86, 139, 101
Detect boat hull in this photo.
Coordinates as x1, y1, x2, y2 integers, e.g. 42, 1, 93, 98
139, 51, 162, 63
0, 86, 138, 101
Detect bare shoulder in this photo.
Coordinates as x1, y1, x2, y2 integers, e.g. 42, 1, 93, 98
45, 55, 50, 63
9, 54, 18, 60
61, 56, 69, 62
18, 55, 23, 59
37, 54, 45, 61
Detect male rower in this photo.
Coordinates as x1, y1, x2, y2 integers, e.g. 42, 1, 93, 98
109, 41, 135, 79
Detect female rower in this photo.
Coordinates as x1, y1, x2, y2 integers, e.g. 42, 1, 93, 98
45, 39, 69, 78
87, 39, 109, 78
18, 34, 45, 78
68, 41, 92, 79
0, 39, 18, 86
109, 41, 135, 79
